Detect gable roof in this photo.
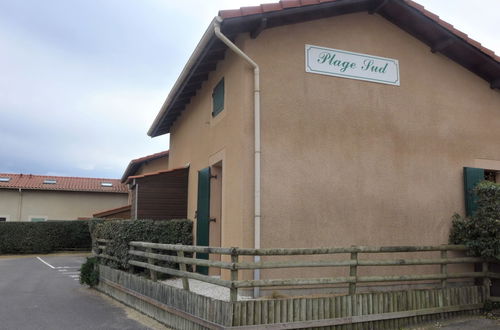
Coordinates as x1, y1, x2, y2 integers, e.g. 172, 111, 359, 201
148, 0, 500, 137
120, 150, 169, 183
0, 173, 128, 194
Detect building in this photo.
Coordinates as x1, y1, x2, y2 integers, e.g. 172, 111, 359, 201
93, 150, 188, 220
120, 150, 170, 183
0, 173, 128, 222
147, 0, 500, 281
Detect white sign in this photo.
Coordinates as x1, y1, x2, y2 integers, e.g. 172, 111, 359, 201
305, 44, 400, 86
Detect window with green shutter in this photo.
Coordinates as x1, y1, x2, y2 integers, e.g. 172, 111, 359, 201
463, 167, 485, 217
212, 78, 224, 117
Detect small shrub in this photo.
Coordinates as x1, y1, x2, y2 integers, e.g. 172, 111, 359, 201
80, 257, 99, 287
449, 181, 500, 259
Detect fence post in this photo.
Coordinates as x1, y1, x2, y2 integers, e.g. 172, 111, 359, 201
483, 261, 490, 302
147, 247, 157, 281
230, 247, 239, 302
349, 247, 358, 295
128, 243, 135, 274
441, 248, 447, 289
177, 250, 190, 291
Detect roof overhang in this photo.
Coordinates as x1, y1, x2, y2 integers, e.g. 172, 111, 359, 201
93, 204, 132, 218
148, 0, 500, 137
120, 150, 169, 183
124, 166, 189, 184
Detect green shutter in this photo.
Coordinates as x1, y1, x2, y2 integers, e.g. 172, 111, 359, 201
196, 167, 211, 274
212, 78, 224, 117
464, 167, 484, 217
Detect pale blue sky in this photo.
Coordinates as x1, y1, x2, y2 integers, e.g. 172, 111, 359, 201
0, 0, 498, 178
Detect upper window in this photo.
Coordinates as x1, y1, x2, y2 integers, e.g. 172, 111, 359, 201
212, 78, 225, 117
0, 177, 10, 182
0, 217, 6, 222
43, 179, 57, 184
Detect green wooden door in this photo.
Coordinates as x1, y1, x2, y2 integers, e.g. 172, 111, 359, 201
196, 167, 210, 275
464, 167, 484, 217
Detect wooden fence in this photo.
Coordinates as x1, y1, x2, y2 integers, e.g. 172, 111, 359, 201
94, 241, 500, 329
95, 240, 500, 302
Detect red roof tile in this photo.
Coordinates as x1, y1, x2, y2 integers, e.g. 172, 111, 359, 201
218, 0, 499, 62
0, 173, 128, 193
219, 0, 337, 18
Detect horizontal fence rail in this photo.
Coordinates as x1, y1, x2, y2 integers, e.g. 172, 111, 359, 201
92, 240, 497, 302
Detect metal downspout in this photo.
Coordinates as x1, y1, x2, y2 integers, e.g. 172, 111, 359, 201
133, 179, 139, 220
214, 17, 262, 298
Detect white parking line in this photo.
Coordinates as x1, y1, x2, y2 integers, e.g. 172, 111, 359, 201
69, 275, 79, 278
36, 257, 55, 269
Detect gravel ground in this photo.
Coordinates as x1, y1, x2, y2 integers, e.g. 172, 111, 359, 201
162, 278, 252, 301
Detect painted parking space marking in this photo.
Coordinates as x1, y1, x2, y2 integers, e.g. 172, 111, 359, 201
36, 257, 55, 269
37, 257, 80, 281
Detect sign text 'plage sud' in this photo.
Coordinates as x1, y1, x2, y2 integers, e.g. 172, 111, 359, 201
305, 44, 400, 86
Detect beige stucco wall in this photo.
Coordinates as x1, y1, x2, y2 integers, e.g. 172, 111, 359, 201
0, 189, 128, 221
135, 156, 169, 176
167, 42, 255, 251
241, 13, 500, 250
165, 13, 499, 282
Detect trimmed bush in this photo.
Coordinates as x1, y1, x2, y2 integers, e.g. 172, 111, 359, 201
449, 181, 500, 259
80, 256, 99, 287
90, 219, 192, 270
0, 220, 92, 254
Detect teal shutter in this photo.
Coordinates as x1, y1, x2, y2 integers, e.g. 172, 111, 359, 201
212, 78, 224, 117
464, 167, 484, 217
196, 167, 211, 275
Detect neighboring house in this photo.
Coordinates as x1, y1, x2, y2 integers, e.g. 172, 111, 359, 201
93, 150, 188, 220
0, 173, 128, 222
146, 0, 500, 281
120, 150, 170, 182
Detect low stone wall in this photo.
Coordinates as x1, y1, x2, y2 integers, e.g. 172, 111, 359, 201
97, 265, 485, 330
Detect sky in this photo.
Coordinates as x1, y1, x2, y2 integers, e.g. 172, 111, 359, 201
0, 0, 498, 179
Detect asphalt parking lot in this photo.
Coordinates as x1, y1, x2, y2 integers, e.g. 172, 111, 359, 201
0, 254, 165, 330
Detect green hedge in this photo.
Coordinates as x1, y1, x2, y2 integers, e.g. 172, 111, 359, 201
90, 219, 192, 271
0, 221, 92, 254
450, 181, 500, 259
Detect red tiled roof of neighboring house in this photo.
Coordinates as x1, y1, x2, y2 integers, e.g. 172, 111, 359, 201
121, 150, 169, 183
125, 166, 188, 184
0, 173, 128, 193
148, 0, 500, 137
220, 0, 499, 61
93, 204, 131, 218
